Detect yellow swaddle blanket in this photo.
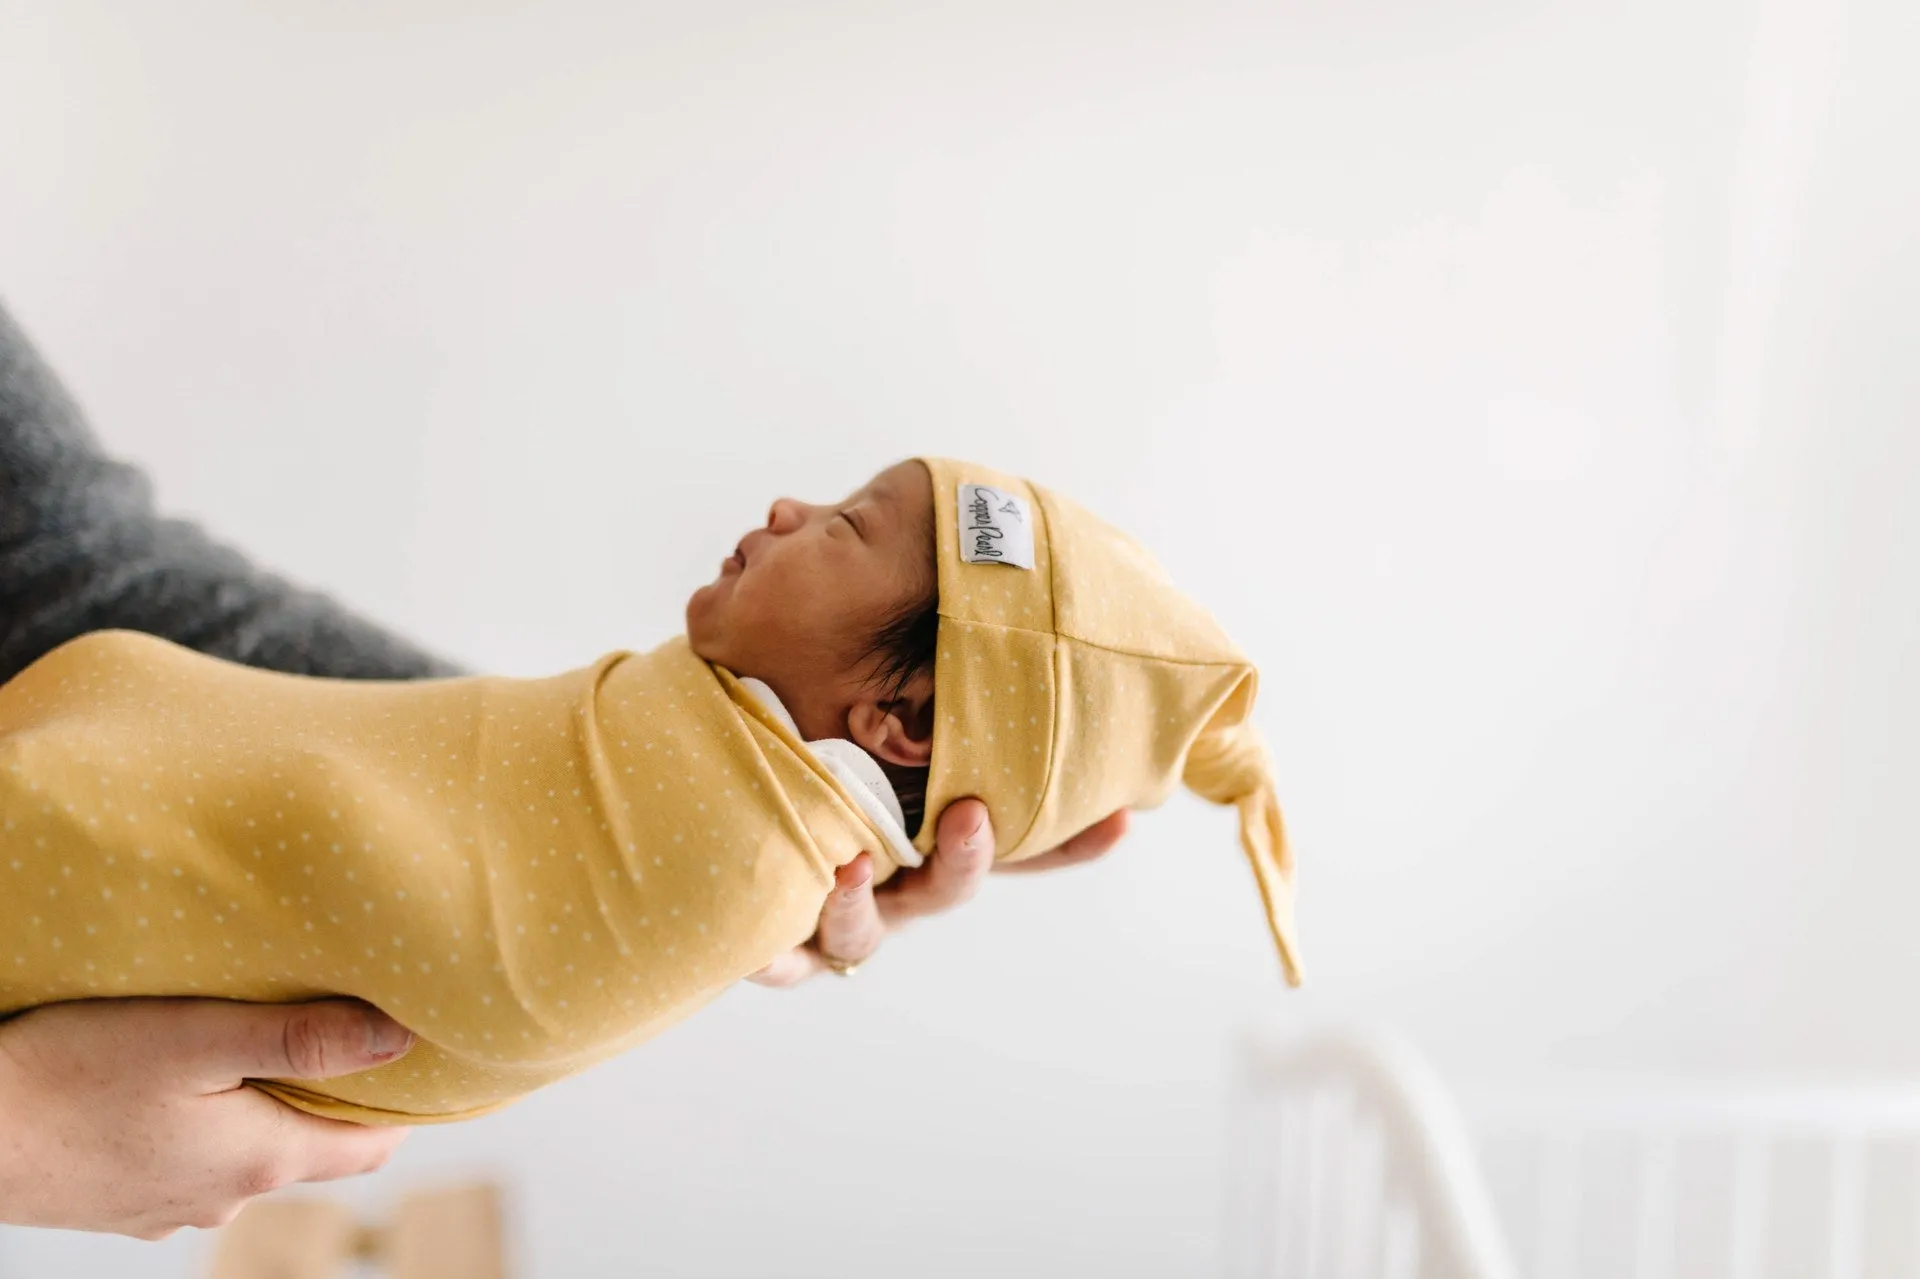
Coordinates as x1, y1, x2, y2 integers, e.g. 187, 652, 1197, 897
0, 631, 885, 1123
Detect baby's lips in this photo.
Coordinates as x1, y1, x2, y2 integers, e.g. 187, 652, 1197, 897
735, 528, 770, 566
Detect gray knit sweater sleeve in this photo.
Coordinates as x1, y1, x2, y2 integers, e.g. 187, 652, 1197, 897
0, 299, 462, 684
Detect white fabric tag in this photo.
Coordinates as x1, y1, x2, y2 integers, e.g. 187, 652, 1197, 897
956, 483, 1036, 570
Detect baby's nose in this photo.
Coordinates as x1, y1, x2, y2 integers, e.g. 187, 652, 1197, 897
766, 498, 808, 534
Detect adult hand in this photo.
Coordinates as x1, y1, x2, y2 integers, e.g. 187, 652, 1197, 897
0, 998, 415, 1239
748, 799, 1130, 988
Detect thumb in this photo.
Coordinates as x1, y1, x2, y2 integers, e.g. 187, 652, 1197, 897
935, 797, 993, 866
168, 999, 414, 1092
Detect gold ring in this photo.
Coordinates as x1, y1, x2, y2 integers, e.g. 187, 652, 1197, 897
819, 951, 862, 977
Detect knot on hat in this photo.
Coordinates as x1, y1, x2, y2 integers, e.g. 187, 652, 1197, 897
1183, 720, 1271, 807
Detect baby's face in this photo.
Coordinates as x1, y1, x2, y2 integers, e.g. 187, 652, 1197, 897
687, 460, 935, 740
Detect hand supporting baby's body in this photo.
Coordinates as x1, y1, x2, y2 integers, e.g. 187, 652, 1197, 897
0, 630, 881, 1123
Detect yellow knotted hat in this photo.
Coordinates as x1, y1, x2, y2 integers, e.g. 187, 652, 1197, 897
912, 458, 1302, 986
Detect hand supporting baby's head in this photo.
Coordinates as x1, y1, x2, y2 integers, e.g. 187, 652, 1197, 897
686, 460, 938, 832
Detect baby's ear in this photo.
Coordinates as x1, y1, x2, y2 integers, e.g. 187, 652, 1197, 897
847, 671, 934, 768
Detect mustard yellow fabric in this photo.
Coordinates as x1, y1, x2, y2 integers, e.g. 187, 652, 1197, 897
913, 458, 1302, 986
0, 631, 893, 1124
0, 457, 1298, 1130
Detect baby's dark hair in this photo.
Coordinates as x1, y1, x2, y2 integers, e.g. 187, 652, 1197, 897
863, 586, 939, 837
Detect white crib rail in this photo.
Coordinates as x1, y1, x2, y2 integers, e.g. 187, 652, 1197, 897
1464, 1080, 1920, 1279
1227, 1024, 1521, 1279
1230, 1022, 1920, 1279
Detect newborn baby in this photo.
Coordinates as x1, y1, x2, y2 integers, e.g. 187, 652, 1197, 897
0, 458, 1297, 1124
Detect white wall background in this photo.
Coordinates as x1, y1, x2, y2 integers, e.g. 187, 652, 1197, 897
1, 0, 1915, 1274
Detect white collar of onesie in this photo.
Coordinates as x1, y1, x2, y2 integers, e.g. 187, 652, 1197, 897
737, 677, 924, 871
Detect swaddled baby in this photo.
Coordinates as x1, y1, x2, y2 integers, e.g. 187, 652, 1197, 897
0, 458, 1299, 1124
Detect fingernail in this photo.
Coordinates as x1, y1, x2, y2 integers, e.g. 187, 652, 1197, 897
364, 1012, 413, 1060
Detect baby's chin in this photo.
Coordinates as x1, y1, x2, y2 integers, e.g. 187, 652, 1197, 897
685, 580, 739, 662
684, 585, 717, 651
